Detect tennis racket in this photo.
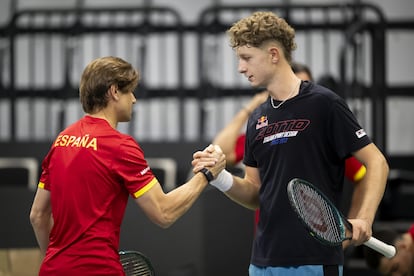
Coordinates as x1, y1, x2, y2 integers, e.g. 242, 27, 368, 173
287, 178, 396, 258
119, 250, 155, 276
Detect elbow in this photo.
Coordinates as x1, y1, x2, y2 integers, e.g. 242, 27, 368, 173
383, 158, 390, 176
158, 222, 173, 229
30, 207, 52, 229
152, 214, 176, 229
247, 199, 260, 211
29, 209, 43, 229
138, 196, 179, 229
378, 153, 389, 177
366, 152, 389, 184
148, 208, 177, 229
363, 148, 389, 178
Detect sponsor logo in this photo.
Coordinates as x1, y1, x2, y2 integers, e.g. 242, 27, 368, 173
140, 166, 151, 175
355, 129, 366, 138
256, 116, 268, 130
256, 119, 310, 145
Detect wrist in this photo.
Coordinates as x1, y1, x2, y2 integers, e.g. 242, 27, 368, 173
210, 169, 233, 192
200, 168, 214, 182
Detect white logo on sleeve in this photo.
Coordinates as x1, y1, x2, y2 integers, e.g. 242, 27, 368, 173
140, 166, 150, 175
355, 129, 367, 138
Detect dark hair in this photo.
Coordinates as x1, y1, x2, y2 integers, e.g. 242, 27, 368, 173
79, 56, 139, 114
291, 62, 313, 81
364, 229, 400, 270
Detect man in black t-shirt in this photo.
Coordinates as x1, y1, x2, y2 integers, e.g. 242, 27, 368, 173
192, 11, 389, 276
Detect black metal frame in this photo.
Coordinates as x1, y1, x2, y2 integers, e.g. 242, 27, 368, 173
0, 2, 412, 156
1, 6, 186, 140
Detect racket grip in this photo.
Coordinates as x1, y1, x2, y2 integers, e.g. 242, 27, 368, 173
364, 237, 396, 258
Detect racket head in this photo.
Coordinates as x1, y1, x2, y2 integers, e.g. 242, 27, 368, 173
287, 178, 352, 246
119, 250, 155, 276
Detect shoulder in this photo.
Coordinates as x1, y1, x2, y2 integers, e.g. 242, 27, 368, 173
302, 82, 353, 117
118, 134, 143, 153
302, 81, 342, 101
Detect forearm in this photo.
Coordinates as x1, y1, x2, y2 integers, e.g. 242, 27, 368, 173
213, 109, 250, 162
162, 173, 209, 225
209, 167, 260, 210
348, 154, 389, 225
31, 215, 53, 256
30, 189, 53, 256
139, 173, 209, 229
224, 174, 260, 210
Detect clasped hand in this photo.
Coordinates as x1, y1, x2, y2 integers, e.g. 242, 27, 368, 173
192, 144, 226, 180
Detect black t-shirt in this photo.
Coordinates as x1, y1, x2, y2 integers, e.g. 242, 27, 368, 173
244, 81, 371, 267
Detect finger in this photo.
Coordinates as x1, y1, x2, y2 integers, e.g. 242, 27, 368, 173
204, 144, 215, 153
193, 151, 204, 159
193, 159, 217, 167
191, 159, 200, 167
194, 150, 217, 159
193, 166, 204, 174
202, 160, 217, 167
214, 144, 223, 154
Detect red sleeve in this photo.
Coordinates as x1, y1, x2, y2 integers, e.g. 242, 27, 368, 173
38, 146, 54, 190
345, 156, 366, 182
254, 209, 260, 234
116, 137, 157, 198
408, 224, 414, 240
235, 134, 246, 163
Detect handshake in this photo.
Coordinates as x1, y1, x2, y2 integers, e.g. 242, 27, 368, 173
192, 144, 234, 192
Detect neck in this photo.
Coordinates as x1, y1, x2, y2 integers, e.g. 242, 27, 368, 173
88, 110, 117, 129
271, 78, 301, 100
268, 72, 301, 100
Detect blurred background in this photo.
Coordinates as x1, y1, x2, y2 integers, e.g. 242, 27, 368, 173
0, 0, 413, 275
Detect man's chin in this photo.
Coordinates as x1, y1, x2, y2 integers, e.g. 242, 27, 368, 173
249, 80, 264, 88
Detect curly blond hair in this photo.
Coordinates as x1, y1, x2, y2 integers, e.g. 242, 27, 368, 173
227, 11, 297, 63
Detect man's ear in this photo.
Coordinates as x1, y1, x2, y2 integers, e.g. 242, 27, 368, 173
108, 84, 119, 101
269, 47, 280, 63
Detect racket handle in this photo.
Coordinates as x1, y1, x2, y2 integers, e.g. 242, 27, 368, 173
364, 237, 396, 258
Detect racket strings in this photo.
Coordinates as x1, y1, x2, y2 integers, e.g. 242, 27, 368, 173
120, 253, 154, 276
295, 184, 343, 244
